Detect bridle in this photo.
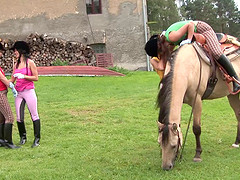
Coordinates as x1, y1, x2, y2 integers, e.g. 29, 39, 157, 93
175, 126, 181, 160
159, 123, 182, 160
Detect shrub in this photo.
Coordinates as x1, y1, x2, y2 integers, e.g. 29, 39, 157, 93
108, 66, 130, 75
52, 58, 69, 66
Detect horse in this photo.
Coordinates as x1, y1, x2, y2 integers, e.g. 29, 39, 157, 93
157, 43, 240, 170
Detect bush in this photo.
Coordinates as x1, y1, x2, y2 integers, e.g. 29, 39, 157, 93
52, 58, 69, 66
108, 66, 130, 75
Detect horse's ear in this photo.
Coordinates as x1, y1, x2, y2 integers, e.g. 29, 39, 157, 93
157, 121, 164, 129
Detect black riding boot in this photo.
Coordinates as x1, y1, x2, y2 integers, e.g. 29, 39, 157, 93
17, 122, 27, 145
32, 120, 40, 148
218, 54, 240, 93
0, 123, 5, 147
4, 123, 20, 149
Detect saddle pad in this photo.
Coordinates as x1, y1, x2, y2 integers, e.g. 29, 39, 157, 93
228, 49, 240, 62
221, 44, 239, 55
192, 42, 211, 65
192, 42, 240, 65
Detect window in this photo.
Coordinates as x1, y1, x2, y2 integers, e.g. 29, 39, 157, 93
90, 43, 106, 53
86, 0, 102, 14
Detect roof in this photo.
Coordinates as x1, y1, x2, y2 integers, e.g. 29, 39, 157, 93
37, 66, 125, 77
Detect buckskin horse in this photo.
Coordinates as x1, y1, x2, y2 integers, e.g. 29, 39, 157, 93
157, 39, 240, 170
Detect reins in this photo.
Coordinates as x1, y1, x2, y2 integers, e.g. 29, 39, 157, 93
178, 48, 203, 161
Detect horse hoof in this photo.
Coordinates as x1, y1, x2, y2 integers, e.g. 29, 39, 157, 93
193, 158, 202, 162
232, 144, 239, 148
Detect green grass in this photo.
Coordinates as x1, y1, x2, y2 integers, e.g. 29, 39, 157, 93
1, 71, 240, 179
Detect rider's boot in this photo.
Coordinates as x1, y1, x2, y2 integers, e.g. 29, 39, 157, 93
31, 120, 40, 148
0, 123, 5, 147
4, 123, 20, 149
217, 54, 240, 93
17, 121, 27, 145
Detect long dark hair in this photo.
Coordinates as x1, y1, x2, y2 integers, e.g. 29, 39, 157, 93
16, 52, 30, 75
157, 35, 173, 68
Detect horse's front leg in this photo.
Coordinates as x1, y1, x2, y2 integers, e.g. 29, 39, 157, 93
227, 94, 240, 147
192, 95, 202, 162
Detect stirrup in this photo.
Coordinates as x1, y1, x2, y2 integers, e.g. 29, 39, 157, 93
231, 77, 240, 94
232, 76, 240, 85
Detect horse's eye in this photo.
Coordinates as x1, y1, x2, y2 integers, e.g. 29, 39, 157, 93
171, 145, 177, 149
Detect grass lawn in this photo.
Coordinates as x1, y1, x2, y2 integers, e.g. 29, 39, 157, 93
1, 71, 240, 179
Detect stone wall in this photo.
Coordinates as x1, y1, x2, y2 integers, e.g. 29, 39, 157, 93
0, 0, 147, 70
0, 33, 95, 73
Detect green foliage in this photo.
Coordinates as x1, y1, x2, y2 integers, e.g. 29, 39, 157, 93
108, 66, 131, 75
74, 63, 87, 66
147, 0, 240, 38
214, 0, 240, 37
180, 0, 240, 38
147, 0, 180, 34
2, 72, 240, 179
52, 58, 69, 66
181, 0, 217, 26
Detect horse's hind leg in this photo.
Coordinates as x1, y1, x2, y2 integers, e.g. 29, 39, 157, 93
227, 94, 240, 147
192, 96, 202, 161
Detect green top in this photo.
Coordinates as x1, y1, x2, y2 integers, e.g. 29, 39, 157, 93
165, 21, 197, 45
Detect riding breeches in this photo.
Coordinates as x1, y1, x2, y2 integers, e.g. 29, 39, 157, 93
196, 21, 223, 59
0, 90, 14, 124
15, 89, 39, 122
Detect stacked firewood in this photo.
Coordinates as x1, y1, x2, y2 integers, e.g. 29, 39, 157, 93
0, 33, 95, 73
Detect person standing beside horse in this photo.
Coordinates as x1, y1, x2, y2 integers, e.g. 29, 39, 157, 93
145, 20, 240, 93
10, 41, 41, 148
150, 56, 165, 79
0, 43, 20, 149
147, 33, 176, 80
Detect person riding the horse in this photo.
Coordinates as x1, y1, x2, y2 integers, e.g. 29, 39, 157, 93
145, 20, 240, 93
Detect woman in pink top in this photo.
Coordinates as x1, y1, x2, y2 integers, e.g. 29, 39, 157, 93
10, 41, 41, 148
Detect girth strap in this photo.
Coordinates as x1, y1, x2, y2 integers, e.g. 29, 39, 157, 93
192, 42, 218, 99
201, 48, 218, 99
201, 73, 218, 99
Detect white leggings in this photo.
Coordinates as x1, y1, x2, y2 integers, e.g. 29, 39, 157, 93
15, 89, 39, 122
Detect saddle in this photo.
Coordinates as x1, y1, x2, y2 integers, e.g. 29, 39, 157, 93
193, 33, 240, 55
192, 33, 240, 99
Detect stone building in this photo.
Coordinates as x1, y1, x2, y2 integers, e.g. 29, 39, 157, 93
0, 0, 149, 70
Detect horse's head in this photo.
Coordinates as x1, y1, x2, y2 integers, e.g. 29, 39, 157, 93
157, 122, 183, 170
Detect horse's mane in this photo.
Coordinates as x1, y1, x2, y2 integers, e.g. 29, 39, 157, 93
156, 48, 180, 144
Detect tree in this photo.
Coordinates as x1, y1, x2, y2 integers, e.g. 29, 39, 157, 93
147, 0, 180, 34
214, 0, 240, 37
180, 0, 240, 38
181, 0, 219, 29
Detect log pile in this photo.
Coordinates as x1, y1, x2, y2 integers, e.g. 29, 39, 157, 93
0, 33, 96, 73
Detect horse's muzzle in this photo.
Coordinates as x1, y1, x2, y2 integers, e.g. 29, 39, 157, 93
162, 163, 174, 171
